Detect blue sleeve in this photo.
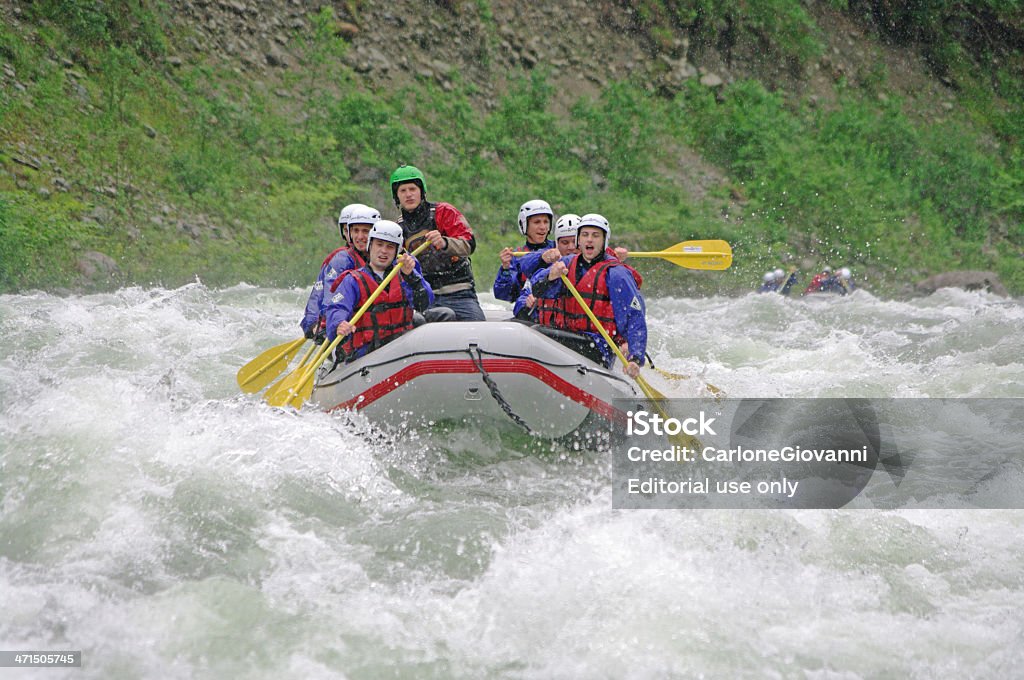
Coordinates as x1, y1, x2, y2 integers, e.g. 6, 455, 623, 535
531, 255, 573, 299
607, 266, 647, 364
492, 262, 519, 302
517, 249, 546, 280
300, 265, 329, 333
324, 274, 358, 342
322, 251, 355, 300
512, 279, 534, 318
780, 273, 798, 296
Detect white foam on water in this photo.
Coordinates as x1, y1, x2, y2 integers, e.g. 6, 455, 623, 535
1, 285, 1022, 678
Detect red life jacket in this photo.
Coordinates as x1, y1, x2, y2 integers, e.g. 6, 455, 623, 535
539, 255, 626, 347
339, 269, 414, 355
804, 273, 828, 294
535, 292, 563, 326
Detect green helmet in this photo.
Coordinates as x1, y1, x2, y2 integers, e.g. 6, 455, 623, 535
390, 164, 426, 205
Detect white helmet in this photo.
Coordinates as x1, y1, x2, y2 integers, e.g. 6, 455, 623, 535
773, 268, 784, 280
840, 267, 851, 279
345, 204, 381, 241
517, 199, 554, 236
577, 213, 610, 244
763, 272, 774, 283
367, 219, 405, 248
554, 213, 580, 240
822, 265, 833, 274
338, 202, 363, 238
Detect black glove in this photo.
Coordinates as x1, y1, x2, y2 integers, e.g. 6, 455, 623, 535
303, 325, 315, 339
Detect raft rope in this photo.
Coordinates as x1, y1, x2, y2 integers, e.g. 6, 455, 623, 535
466, 344, 538, 435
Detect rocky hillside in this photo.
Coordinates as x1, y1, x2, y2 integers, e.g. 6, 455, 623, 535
1, 0, 1021, 294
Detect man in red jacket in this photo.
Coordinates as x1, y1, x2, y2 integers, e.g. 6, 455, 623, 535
390, 165, 483, 321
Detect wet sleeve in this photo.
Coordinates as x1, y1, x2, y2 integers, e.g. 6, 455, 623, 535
608, 267, 647, 365
324, 275, 357, 342
492, 262, 518, 302
434, 203, 476, 257
300, 265, 329, 333
403, 270, 434, 312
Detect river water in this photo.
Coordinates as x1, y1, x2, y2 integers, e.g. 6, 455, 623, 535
1, 284, 1022, 678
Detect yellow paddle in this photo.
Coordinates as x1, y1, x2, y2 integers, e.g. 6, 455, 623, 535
649, 364, 724, 397
263, 340, 318, 403
267, 241, 432, 409
625, 239, 732, 270
513, 239, 732, 270
236, 336, 307, 393
559, 274, 700, 450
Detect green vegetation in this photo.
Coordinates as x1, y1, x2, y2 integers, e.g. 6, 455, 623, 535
0, 1, 1021, 294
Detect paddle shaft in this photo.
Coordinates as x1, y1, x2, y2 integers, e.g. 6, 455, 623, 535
559, 275, 634, 370
627, 251, 730, 257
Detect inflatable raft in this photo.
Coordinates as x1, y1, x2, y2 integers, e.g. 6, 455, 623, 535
309, 312, 642, 439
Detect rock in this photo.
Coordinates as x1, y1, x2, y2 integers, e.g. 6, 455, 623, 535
166, 56, 183, 68
12, 155, 41, 170
143, 124, 157, 138
265, 45, 289, 68
335, 21, 359, 40
53, 177, 70, 191
76, 251, 121, 279
87, 205, 113, 225
700, 73, 724, 88
915, 271, 1008, 297
37, 187, 51, 199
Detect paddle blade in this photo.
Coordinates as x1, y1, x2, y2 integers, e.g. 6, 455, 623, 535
636, 376, 702, 450
638, 250, 732, 270
651, 366, 724, 397
664, 239, 732, 255
628, 239, 733, 270
264, 369, 303, 406
237, 337, 307, 393
285, 371, 317, 409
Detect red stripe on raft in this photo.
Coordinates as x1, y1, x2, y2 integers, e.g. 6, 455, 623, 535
324, 358, 626, 422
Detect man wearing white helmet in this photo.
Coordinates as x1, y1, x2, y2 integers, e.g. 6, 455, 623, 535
757, 271, 777, 293
494, 199, 560, 304
776, 266, 799, 296
532, 213, 647, 377
300, 203, 379, 340
507, 214, 581, 319
324, 220, 434, 360
836, 267, 855, 294
552, 213, 582, 258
